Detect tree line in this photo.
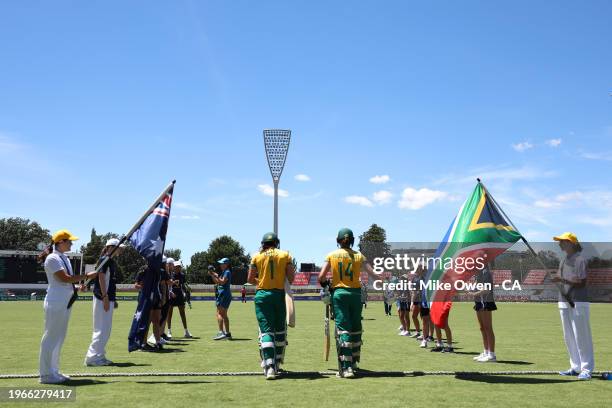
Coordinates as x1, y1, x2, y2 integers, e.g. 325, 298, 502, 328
0, 217, 250, 284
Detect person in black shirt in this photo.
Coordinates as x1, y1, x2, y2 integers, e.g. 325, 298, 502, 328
167, 260, 192, 338
85, 238, 123, 366
472, 265, 497, 362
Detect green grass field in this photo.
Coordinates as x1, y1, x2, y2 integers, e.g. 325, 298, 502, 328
0, 300, 610, 407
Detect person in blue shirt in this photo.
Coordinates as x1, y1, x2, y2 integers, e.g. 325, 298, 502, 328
209, 258, 232, 340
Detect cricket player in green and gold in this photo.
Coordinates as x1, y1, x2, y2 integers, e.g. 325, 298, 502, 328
247, 232, 295, 380
318, 228, 380, 378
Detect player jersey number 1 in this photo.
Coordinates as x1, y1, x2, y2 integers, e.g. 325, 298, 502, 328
338, 261, 353, 281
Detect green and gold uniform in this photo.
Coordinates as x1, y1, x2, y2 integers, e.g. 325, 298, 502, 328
251, 248, 292, 370
326, 248, 366, 370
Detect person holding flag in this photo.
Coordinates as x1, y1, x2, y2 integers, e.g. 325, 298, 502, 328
318, 228, 380, 379
128, 181, 174, 352
38, 230, 98, 384
247, 232, 295, 380
84, 238, 124, 366
422, 181, 522, 354
552, 232, 594, 380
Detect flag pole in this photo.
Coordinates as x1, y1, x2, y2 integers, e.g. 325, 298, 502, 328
85, 180, 176, 283
479, 179, 575, 307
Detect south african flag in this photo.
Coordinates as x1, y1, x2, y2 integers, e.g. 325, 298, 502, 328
424, 182, 523, 327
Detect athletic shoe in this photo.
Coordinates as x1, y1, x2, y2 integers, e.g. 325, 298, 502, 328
184, 330, 192, 338
85, 359, 106, 367
442, 347, 454, 353
397, 326, 403, 331
398, 330, 406, 336
57, 373, 71, 382
402, 331, 412, 337
477, 354, 496, 362
159, 337, 168, 345
559, 369, 579, 376
141, 344, 161, 352
100, 358, 114, 366
577, 371, 591, 381
224, 332, 232, 340
473, 352, 486, 361
427, 336, 435, 342
167, 330, 172, 339
265, 367, 277, 380
161, 333, 169, 340
416, 335, 424, 341
213, 331, 226, 340
409, 331, 420, 338
419, 340, 428, 348
430, 345, 443, 352
343, 367, 355, 378
39, 375, 67, 384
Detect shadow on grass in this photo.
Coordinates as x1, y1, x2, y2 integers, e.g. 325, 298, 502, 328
134, 380, 212, 385
453, 351, 479, 356
279, 371, 327, 380
156, 348, 186, 353
227, 338, 252, 342
353, 369, 406, 378
108, 362, 151, 368
455, 374, 570, 384
496, 360, 534, 365
64, 379, 110, 386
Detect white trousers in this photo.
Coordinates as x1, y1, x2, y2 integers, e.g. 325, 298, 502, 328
39, 299, 72, 378
559, 303, 594, 374
85, 298, 114, 363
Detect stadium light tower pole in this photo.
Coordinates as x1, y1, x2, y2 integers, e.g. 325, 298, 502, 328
263, 129, 291, 234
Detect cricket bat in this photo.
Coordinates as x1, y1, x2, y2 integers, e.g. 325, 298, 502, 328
324, 304, 330, 361
285, 278, 295, 327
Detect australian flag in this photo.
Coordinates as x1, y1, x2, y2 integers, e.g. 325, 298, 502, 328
127, 186, 173, 352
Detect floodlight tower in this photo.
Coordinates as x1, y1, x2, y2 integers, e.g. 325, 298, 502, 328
263, 129, 291, 234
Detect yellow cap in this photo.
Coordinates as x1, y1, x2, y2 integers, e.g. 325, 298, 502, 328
51, 229, 79, 243
553, 232, 579, 244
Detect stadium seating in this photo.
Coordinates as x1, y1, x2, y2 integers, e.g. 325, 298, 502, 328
292, 273, 311, 286
587, 269, 612, 286
522, 270, 549, 285
491, 269, 512, 285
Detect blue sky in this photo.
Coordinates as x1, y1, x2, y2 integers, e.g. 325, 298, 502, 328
1, 1, 611, 266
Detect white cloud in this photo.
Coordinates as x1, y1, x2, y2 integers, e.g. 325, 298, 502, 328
534, 200, 562, 209
545, 138, 562, 147
512, 141, 533, 152
344, 195, 374, 207
369, 175, 390, 184
372, 190, 393, 205
0, 132, 25, 155
294, 174, 311, 182
580, 151, 612, 161
174, 202, 203, 212
523, 230, 545, 240
577, 216, 612, 227
257, 184, 289, 197
398, 187, 447, 210
172, 215, 201, 220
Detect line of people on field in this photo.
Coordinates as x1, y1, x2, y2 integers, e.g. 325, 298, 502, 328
135, 255, 192, 352
36, 227, 595, 383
